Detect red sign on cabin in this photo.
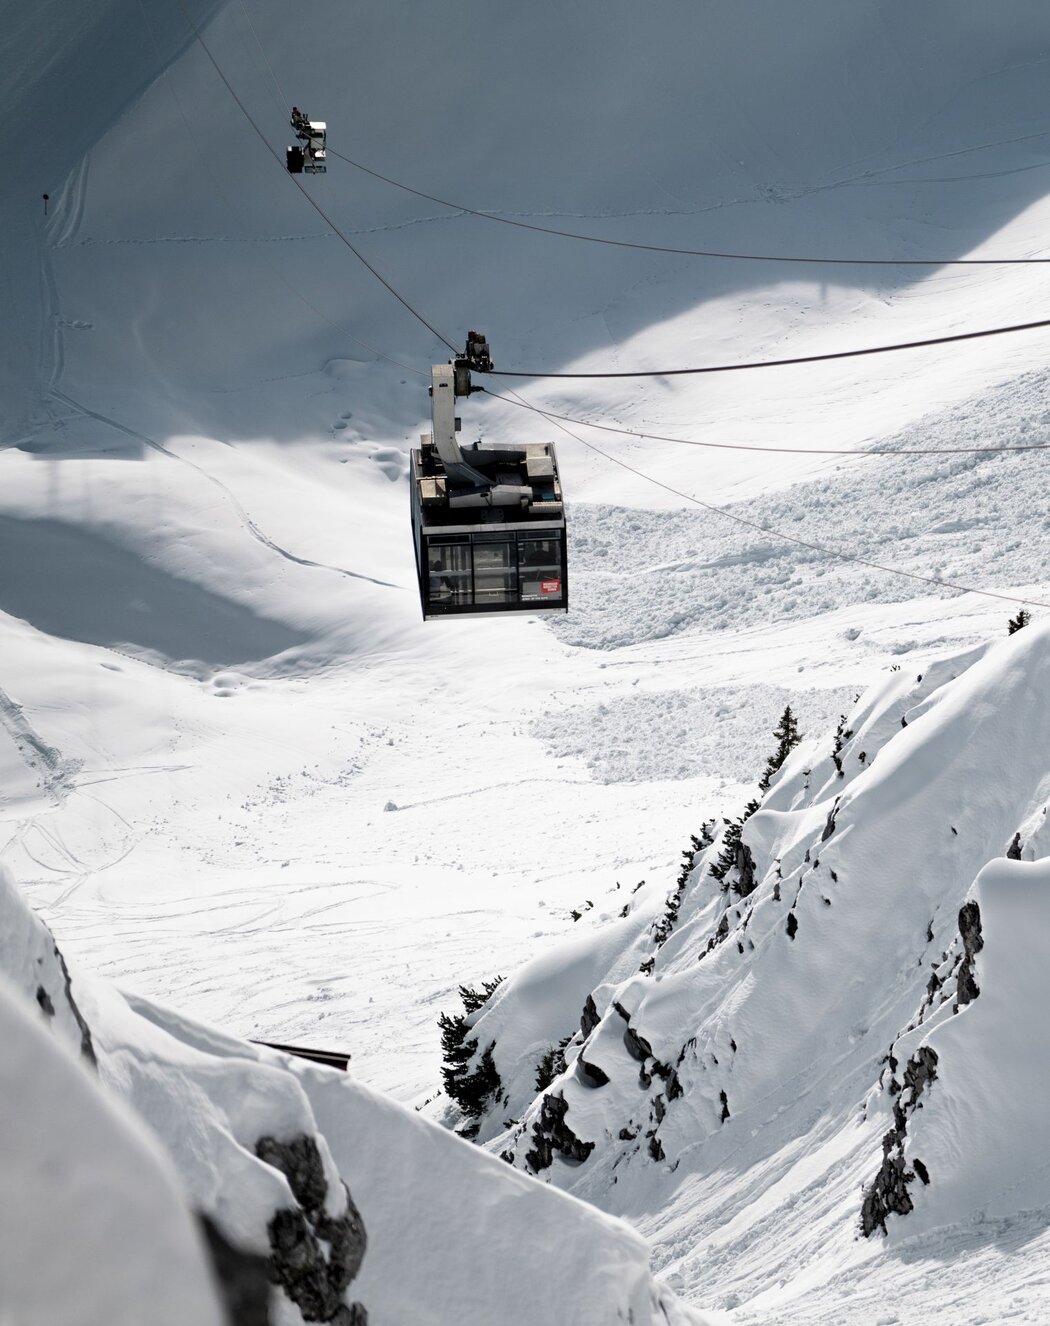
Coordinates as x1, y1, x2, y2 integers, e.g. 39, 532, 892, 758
541, 579, 561, 595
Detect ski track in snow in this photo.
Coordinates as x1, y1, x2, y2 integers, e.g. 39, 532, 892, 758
43, 386, 401, 590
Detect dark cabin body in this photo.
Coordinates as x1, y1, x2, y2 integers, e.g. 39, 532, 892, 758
410, 439, 568, 619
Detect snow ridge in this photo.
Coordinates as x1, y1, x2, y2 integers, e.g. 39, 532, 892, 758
0, 863, 707, 1325
458, 624, 1050, 1316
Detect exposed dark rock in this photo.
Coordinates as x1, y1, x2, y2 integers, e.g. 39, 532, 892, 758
1007, 832, 1023, 860
612, 1001, 631, 1022
525, 1093, 594, 1172
257, 1136, 327, 1213
53, 942, 96, 1067
580, 995, 601, 1038
623, 1026, 653, 1063
575, 1056, 610, 1089
901, 1046, 938, 1109
638, 957, 655, 975
653, 1095, 666, 1125
719, 1090, 730, 1122
822, 800, 839, 842
786, 912, 798, 940
956, 901, 984, 1008
618, 1126, 639, 1141
198, 1213, 272, 1326
861, 1151, 914, 1235
735, 841, 757, 897
36, 985, 55, 1018
648, 1136, 665, 1162
861, 1047, 938, 1237
256, 1134, 367, 1323
913, 1158, 930, 1186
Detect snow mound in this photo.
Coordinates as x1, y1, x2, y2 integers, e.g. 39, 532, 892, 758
0, 863, 709, 1325
457, 624, 1050, 1315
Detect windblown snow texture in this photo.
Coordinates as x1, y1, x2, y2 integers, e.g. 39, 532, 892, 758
476, 626, 1050, 1316
0, 864, 705, 1325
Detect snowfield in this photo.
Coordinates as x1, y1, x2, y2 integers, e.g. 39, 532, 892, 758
479, 625, 1050, 1323
3, 0, 1050, 1320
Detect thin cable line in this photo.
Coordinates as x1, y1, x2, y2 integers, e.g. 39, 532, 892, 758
173, 0, 458, 353
155, 6, 1050, 615
236, 0, 290, 115
482, 389, 1050, 456
489, 314, 1050, 379
327, 146, 1050, 268
496, 380, 1050, 612
137, 0, 425, 379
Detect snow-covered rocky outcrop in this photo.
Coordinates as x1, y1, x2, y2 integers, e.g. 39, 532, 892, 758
0, 863, 709, 1326
453, 623, 1050, 1310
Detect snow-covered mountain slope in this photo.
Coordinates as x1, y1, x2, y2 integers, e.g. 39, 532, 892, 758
4, 3, 1050, 1320
462, 622, 1050, 1321
0, 862, 708, 1326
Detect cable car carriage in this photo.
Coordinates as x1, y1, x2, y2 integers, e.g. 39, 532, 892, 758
411, 335, 568, 619
286, 107, 326, 174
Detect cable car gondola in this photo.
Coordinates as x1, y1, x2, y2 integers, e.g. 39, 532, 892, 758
410, 335, 568, 619
286, 107, 326, 174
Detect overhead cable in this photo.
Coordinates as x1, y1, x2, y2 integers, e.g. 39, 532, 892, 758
327, 147, 1050, 268
483, 389, 1050, 456
508, 387, 1050, 612
489, 315, 1050, 379
173, 0, 458, 353
137, 0, 424, 380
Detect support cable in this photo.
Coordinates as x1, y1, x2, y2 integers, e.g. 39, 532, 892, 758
489, 315, 1050, 379
236, 0, 291, 116
481, 389, 1050, 456
137, 0, 425, 379
497, 380, 1050, 612
327, 146, 1050, 268
173, 0, 458, 353
159, 9, 1050, 614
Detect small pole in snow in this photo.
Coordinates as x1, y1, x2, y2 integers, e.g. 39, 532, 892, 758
42, 193, 49, 216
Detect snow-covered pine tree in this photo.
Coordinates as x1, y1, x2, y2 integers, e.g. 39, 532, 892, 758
758, 705, 802, 792
438, 977, 504, 1132
1008, 609, 1031, 634
652, 820, 715, 945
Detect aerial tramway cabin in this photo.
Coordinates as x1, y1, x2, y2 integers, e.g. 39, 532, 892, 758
410, 336, 568, 619
286, 107, 327, 174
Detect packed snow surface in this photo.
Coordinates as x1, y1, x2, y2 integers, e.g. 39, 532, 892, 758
3, 0, 1050, 1321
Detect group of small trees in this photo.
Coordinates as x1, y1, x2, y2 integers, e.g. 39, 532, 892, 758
437, 977, 504, 1134
710, 705, 801, 893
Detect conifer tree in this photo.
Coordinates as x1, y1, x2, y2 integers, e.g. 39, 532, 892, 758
1008, 609, 1031, 635
438, 977, 504, 1128
758, 706, 802, 792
